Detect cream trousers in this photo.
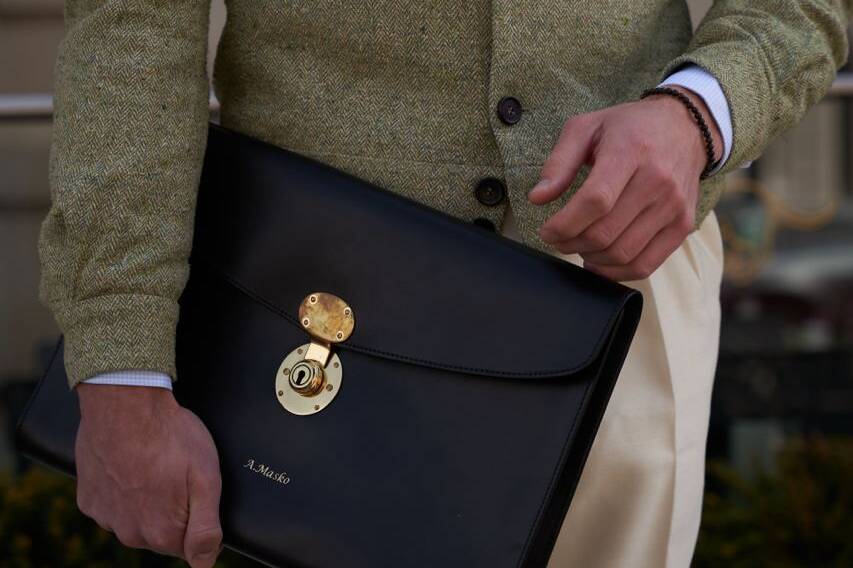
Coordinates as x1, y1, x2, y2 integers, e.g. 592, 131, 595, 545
502, 208, 724, 568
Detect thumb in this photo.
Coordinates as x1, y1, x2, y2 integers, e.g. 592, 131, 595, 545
529, 114, 598, 205
183, 465, 223, 568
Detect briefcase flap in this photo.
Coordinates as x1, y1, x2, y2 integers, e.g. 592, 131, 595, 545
187, 125, 640, 380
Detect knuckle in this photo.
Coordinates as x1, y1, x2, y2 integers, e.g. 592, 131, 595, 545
623, 130, 646, 153
645, 161, 670, 185
115, 527, 145, 549
667, 187, 687, 209
632, 261, 655, 280
145, 527, 180, 553
187, 524, 224, 550
607, 242, 634, 265
601, 130, 629, 152
675, 212, 695, 234
87, 511, 112, 533
623, 147, 643, 171
585, 190, 613, 215
634, 135, 653, 156
585, 225, 615, 250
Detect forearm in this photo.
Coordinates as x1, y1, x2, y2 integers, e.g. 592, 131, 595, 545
39, 0, 212, 388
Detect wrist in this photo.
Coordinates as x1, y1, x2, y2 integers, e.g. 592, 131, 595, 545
665, 85, 724, 163
77, 383, 177, 416
642, 85, 724, 176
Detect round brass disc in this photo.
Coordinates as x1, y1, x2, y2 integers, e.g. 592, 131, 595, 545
298, 293, 355, 343
275, 343, 343, 415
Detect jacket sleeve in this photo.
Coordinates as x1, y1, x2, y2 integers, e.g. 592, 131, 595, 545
661, 0, 852, 177
38, 0, 211, 388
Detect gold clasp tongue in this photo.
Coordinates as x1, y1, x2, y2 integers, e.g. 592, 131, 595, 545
275, 293, 354, 415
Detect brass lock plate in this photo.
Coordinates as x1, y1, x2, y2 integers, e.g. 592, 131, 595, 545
275, 293, 353, 416
275, 343, 343, 416
298, 293, 355, 343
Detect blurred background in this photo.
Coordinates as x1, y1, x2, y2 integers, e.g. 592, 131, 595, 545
1, 1, 851, 566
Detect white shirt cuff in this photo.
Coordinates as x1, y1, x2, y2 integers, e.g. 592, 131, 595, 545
81, 370, 174, 390
659, 65, 735, 174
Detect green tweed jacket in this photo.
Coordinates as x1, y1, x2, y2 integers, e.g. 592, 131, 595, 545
41, 0, 851, 388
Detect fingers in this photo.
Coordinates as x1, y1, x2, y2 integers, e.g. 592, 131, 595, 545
584, 217, 693, 282
528, 114, 600, 204
539, 138, 637, 243
578, 200, 673, 266
183, 465, 223, 568
81, 494, 186, 557
566, 160, 685, 262
575, 168, 696, 280
548, 168, 661, 255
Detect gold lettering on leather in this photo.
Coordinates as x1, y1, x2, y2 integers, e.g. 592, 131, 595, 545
243, 458, 291, 485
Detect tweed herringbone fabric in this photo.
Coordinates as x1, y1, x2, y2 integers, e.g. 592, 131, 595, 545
40, 0, 850, 388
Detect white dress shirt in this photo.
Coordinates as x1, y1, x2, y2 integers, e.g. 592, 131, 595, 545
80, 64, 734, 391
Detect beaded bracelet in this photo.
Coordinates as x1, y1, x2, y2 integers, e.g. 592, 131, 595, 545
640, 86, 719, 179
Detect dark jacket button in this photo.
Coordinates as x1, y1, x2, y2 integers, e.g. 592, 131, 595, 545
497, 96, 522, 125
473, 217, 497, 231
474, 177, 507, 207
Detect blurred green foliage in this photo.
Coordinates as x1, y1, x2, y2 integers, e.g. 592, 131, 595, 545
695, 435, 853, 567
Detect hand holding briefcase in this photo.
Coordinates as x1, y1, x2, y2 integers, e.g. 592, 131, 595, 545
17, 124, 643, 567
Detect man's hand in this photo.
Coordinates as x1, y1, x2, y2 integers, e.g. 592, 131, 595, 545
529, 87, 723, 282
75, 384, 222, 567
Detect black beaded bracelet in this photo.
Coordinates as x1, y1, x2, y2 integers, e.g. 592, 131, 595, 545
640, 86, 719, 179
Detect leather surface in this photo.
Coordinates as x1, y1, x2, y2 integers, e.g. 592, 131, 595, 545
191, 125, 635, 379
17, 124, 643, 568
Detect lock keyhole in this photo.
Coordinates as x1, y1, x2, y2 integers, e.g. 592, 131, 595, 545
288, 359, 325, 396
295, 369, 307, 386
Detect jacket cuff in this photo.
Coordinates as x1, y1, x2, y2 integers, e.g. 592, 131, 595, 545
661, 43, 771, 178
55, 294, 179, 389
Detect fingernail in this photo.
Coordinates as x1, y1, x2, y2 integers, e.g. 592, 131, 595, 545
528, 179, 550, 200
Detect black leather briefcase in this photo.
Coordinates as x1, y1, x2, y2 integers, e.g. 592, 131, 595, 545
17, 124, 642, 567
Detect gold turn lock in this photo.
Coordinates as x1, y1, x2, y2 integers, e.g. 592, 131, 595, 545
275, 293, 354, 415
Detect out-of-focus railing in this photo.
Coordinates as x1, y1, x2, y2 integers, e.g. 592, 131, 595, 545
1, 73, 852, 119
